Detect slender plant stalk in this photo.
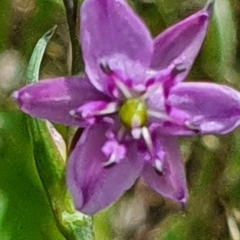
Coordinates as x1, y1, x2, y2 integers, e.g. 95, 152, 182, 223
62, 0, 83, 75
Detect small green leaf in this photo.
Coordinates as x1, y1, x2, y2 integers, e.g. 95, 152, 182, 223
25, 26, 94, 239
26, 25, 58, 84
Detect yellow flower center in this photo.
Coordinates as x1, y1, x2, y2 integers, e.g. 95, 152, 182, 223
119, 98, 147, 128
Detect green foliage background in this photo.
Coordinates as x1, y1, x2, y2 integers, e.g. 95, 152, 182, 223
0, 0, 240, 239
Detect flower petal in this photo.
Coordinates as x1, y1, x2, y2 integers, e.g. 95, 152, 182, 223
142, 135, 187, 204
151, 1, 213, 82
146, 83, 166, 113
102, 54, 158, 87
13, 77, 108, 126
67, 123, 144, 215
81, 0, 153, 92
168, 82, 240, 134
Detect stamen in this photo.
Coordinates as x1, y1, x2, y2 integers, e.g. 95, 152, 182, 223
133, 84, 146, 93
102, 153, 117, 167
141, 126, 154, 155
131, 127, 142, 139
172, 63, 186, 76
147, 110, 173, 122
114, 78, 133, 99
185, 120, 200, 134
101, 139, 127, 167
69, 108, 95, 123
100, 62, 114, 75
141, 82, 162, 100
96, 102, 119, 115
154, 159, 163, 172
69, 109, 76, 116
100, 61, 133, 99
76, 101, 118, 119
143, 62, 186, 100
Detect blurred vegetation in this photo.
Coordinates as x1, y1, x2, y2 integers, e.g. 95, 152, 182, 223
0, 0, 92, 239
0, 0, 240, 239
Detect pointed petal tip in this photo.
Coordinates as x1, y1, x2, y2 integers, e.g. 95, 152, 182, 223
176, 187, 188, 209
179, 197, 187, 212
67, 125, 144, 216
205, 0, 215, 14
81, 0, 153, 91
12, 90, 33, 108
11, 90, 24, 107
172, 63, 187, 76
11, 91, 19, 100
78, 205, 98, 216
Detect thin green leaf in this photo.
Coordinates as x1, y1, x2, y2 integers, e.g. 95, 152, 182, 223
26, 25, 58, 84
26, 26, 94, 240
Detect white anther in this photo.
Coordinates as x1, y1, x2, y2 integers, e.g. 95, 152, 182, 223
69, 109, 76, 116
131, 128, 142, 139
154, 159, 163, 172
133, 84, 146, 92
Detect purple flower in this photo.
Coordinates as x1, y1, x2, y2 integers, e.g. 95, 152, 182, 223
13, 0, 240, 215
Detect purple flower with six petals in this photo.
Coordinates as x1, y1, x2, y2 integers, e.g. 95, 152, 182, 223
13, 0, 240, 215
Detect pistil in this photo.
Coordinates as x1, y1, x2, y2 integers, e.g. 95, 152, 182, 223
119, 98, 147, 128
